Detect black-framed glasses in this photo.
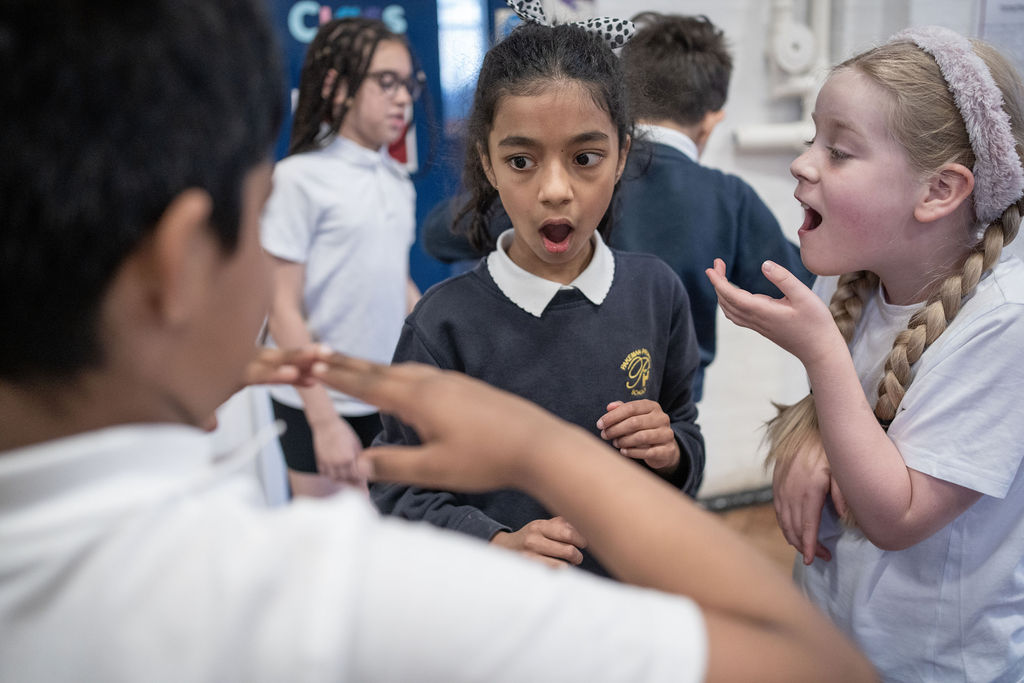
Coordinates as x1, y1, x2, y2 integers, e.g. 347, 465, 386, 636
366, 70, 426, 101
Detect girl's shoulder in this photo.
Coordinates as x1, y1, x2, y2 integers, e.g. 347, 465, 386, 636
610, 249, 685, 288
607, 249, 691, 314
988, 252, 1024, 304
944, 253, 1024, 343
411, 265, 498, 316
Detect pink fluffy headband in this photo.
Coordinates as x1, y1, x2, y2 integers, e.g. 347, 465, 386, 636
891, 26, 1024, 228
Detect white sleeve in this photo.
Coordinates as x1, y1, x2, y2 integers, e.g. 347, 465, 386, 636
351, 510, 708, 683
260, 160, 316, 264
243, 494, 707, 683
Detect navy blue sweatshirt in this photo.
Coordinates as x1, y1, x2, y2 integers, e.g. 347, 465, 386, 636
371, 251, 704, 577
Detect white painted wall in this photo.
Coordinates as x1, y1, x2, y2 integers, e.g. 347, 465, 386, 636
591, 0, 1002, 498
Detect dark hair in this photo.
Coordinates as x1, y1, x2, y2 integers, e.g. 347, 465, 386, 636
289, 17, 415, 156
622, 13, 732, 127
458, 22, 632, 253
0, 0, 283, 382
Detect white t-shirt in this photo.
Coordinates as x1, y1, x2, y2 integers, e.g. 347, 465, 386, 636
260, 135, 415, 415
797, 254, 1024, 681
0, 424, 707, 682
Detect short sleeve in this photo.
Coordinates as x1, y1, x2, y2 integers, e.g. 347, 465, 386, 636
260, 161, 316, 263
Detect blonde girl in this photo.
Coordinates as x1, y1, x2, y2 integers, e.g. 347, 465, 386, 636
708, 27, 1024, 679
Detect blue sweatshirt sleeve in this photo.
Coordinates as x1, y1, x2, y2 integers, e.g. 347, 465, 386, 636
369, 319, 511, 541
659, 275, 706, 496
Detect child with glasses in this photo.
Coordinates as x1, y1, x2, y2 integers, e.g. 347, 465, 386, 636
261, 17, 425, 497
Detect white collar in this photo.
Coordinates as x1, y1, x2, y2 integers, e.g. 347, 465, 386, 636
0, 422, 272, 518
635, 123, 699, 162
486, 228, 615, 317
321, 134, 396, 169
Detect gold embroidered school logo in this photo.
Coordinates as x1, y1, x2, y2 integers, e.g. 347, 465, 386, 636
620, 348, 651, 397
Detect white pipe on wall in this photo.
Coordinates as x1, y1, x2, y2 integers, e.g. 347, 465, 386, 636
734, 0, 830, 152
732, 120, 814, 153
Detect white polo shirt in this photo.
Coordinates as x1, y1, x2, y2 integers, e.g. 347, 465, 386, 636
0, 424, 707, 682
261, 135, 415, 415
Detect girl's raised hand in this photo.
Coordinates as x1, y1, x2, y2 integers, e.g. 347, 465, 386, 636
597, 400, 679, 472
705, 258, 842, 367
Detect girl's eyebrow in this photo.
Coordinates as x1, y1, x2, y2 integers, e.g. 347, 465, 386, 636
496, 131, 611, 148
811, 112, 866, 139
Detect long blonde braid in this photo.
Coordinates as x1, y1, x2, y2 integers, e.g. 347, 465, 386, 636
875, 209, 1020, 423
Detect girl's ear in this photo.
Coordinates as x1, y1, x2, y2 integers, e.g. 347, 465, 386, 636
615, 134, 632, 183
914, 163, 975, 223
478, 142, 498, 188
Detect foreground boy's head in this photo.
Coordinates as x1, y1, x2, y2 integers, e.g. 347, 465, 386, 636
0, 0, 283, 444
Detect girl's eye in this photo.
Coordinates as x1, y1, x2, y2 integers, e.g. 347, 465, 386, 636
804, 137, 815, 148
575, 152, 603, 167
828, 147, 851, 161
508, 156, 534, 171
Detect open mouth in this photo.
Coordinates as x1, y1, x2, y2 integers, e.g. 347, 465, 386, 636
799, 203, 823, 232
540, 222, 573, 254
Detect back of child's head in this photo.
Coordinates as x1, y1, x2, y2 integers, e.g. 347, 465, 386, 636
458, 21, 631, 253
768, 31, 1024, 473
0, 0, 283, 383
621, 13, 732, 127
289, 17, 410, 156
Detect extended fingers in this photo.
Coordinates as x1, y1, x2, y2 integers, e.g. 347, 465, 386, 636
759, 260, 805, 300
313, 353, 396, 404
244, 346, 322, 386
313, 355, 442, 422
705, 259, 746, 302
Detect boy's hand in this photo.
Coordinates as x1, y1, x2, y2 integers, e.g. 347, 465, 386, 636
596, 400, 679, 472
491, 516, 587, 569
310, 354, 577, 493
243, 346, 322, 387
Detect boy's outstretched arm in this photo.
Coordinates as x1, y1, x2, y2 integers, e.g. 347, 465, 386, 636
313, 354, 876, 683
